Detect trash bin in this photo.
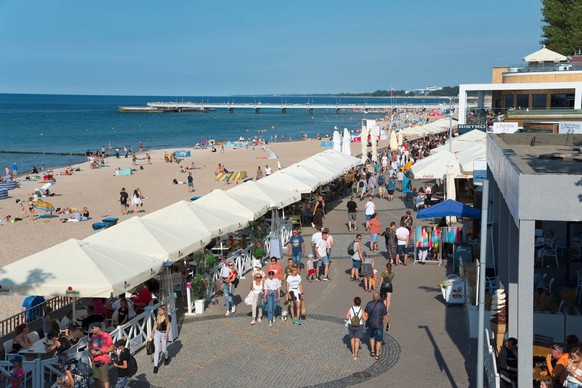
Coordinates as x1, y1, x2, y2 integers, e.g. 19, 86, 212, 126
102, 217, 118, 228
440, 274, 465, 305
92, 222, 108, 232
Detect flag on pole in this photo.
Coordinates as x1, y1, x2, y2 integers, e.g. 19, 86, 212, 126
391, 87, 395, 95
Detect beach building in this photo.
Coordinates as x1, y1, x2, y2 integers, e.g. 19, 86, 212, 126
484, 132, 582, 386
458, 47, 582, 130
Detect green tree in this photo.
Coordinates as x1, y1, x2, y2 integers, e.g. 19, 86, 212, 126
540, 0, 582, 55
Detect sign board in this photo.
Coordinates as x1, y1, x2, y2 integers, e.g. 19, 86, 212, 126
490, 122, 518, 134
559, 122, 582, 134
473, 159, 487, 186
458, 124, 486, 131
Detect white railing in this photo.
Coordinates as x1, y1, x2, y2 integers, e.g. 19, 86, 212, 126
483, 328, 500, 388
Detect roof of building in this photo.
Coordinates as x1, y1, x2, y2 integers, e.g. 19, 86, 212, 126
492, 133, 582, 175
523, 47, 568, 63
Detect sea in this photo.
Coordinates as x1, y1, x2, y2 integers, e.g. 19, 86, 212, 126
0, 93, 449, 173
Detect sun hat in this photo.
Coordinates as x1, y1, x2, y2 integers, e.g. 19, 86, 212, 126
307, 253, 314, 258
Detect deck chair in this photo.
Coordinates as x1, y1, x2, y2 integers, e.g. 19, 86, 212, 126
290, 215, 302, 231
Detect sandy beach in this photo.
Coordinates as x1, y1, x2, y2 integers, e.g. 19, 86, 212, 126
0, 134, 390, 320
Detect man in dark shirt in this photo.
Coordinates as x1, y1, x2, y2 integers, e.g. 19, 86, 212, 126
363, 292, 387, 360
346, 196, 358, 232
81, 305, 104, 331
498, 337, 518, 384
120, 187, 129, 215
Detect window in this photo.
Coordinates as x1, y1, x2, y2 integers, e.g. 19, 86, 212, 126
517, 94, 529, 109
505, 95, 514, 110
550, 93, 575, 108
532, 94, 547, 109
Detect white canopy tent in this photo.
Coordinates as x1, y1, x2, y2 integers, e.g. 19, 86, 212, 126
411, 150, 467, 179
86, 216, 199, 262
301, 154, 347, 178
193, 189, 271, 221
228, 181, 301, 208
317, 150, 362, 172
432, 129, 486, 155
274, 167, 321, 192
260, 172, 315, 194
0, 239, 163, 297
457, 143, 486, 174
144, 200, 246, 239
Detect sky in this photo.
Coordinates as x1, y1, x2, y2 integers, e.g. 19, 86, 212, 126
0, 0, 544, 96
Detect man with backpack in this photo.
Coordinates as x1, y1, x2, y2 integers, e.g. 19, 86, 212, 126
113, 339, 137, 387
377, 174, 386, 199
345, 296, 364, 360
349, 234, 364, 282
357, 177, 367, 200
363, 292, 388, 360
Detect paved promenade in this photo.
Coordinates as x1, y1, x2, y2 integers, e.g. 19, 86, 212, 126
129, 191, 475, 387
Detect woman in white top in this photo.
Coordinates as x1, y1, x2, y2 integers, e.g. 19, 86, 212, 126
263, 271, 281, 327
249, 273, 264, 325
132, 189, 142, 213
345, 296, 364, 360
364, 197, 376, 231
286, 266, 304, 325
566, 346, 582, 388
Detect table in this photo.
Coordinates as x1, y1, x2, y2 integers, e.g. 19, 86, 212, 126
18, 338, 49, 359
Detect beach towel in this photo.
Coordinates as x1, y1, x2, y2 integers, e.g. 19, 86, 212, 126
442, 226, 461, 243
174, 150, 191, 157
215, 171, 247, 182
116, 168, 133, 176
415, 226, 432, 248
34, 214, 58, 219
431, 227, 441, 249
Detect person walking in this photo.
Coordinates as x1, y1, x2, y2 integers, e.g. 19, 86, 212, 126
256, 166, 263, 180
368, 213, 382, 253
364, 196, 376, 231
387, 177, 396, 201
351, 234, 364, 282
345, 296, 364, 360
88, 322, 114, 387
315, 229, 330, 281
249, 272, 264, 325
150, 305, 171, 374
362, 253, 375, 292
287, 229, 305, 272
346, 196, 358, 231
377, 173, 387, 199
326, 228, 335, 261
363, 292, 387, 360
263, 271, 281, 327
131, 189, 142, 214
357, 176, 367, 200
113, 339, 131, 388
312, 196, 325, 229
222, 261, 238, 316
187, 173, 194, 192
395, 222, 411, 266
382, 222, 398, 264
380, 263, 395, 326
286, 266, 303, 325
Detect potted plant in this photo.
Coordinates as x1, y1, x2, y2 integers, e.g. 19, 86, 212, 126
190, 274, 207, 314
204, 253, 216, 271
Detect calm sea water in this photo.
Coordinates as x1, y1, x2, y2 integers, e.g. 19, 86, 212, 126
0, 93, 447, 172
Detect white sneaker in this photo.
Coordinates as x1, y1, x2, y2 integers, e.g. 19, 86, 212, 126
269, 320, 273, 327
231, 305, 236, 313
225, 311, 230, 316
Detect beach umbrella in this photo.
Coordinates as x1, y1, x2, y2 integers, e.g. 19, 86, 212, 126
389, 130, 398, 151
397, 130, 403, 146
33, 199, 54, 212
86, 216, 200, 262
411, 151, 465, 179
193, 189, 270, 221
342, 128, 351, 156
0, 239, 163, 297
446, 161, 457, 224
151, 201, 247, 237
40, 182, 54, 191
332, 130, 342, 152
228, 181, 301, 208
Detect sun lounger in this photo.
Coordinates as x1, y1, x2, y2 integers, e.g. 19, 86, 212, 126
215, 171, 247, 182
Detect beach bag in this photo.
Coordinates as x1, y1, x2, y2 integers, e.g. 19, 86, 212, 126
146, 340, 154, 355
347, 241, 356, 256
126, 351, 138, 377
244, 292, 254, 306
350, 307, 361, 327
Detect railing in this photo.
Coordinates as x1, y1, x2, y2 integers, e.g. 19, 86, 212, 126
0, 296, 72, 340
505, 63, 578, 73
483, 328, 500, 388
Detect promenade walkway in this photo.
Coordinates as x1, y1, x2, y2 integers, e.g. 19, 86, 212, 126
129, 191, 475, 387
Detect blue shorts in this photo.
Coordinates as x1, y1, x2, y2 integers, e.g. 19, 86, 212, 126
365, 214, 372, 221
292, 253, 302, 266
371, 234, 379, 243
369, 327, 384, 342
352, 259, 361, 269
396, 245, 407, 254
321, 256, 330, 265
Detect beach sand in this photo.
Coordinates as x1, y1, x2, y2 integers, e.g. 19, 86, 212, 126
0, 136, 390, 320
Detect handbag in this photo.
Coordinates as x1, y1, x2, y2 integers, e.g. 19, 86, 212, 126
244, 291, 254, 306
146, 339, 154, 355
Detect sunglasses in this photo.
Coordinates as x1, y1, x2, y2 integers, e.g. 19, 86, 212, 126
255, 276, 262, 279
228, 264, 234, 267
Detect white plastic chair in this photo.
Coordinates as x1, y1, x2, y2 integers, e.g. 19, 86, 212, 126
27, 331, 39, 344
3, 339, 15, 360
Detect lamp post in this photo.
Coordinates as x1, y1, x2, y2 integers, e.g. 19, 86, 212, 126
448, 97, 453, 153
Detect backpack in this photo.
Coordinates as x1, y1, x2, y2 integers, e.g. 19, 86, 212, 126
377, 175, 385, 186
350, 307, 361, 327
347, 241, 356, 256
380, 275, 393, 298
127, 351, 138, 377
358, 180, 365, 188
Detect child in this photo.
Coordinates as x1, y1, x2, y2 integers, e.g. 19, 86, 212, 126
306, 254, 316, 282
10, 356, 24, 388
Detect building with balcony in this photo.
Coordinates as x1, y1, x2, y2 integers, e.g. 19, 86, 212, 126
459, 47, 582, 126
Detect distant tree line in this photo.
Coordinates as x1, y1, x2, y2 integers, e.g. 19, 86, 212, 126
336, 86, 460, 97
541, 0, 582, 55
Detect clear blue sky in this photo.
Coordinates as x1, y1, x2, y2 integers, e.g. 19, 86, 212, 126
0, 0, 544, 96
